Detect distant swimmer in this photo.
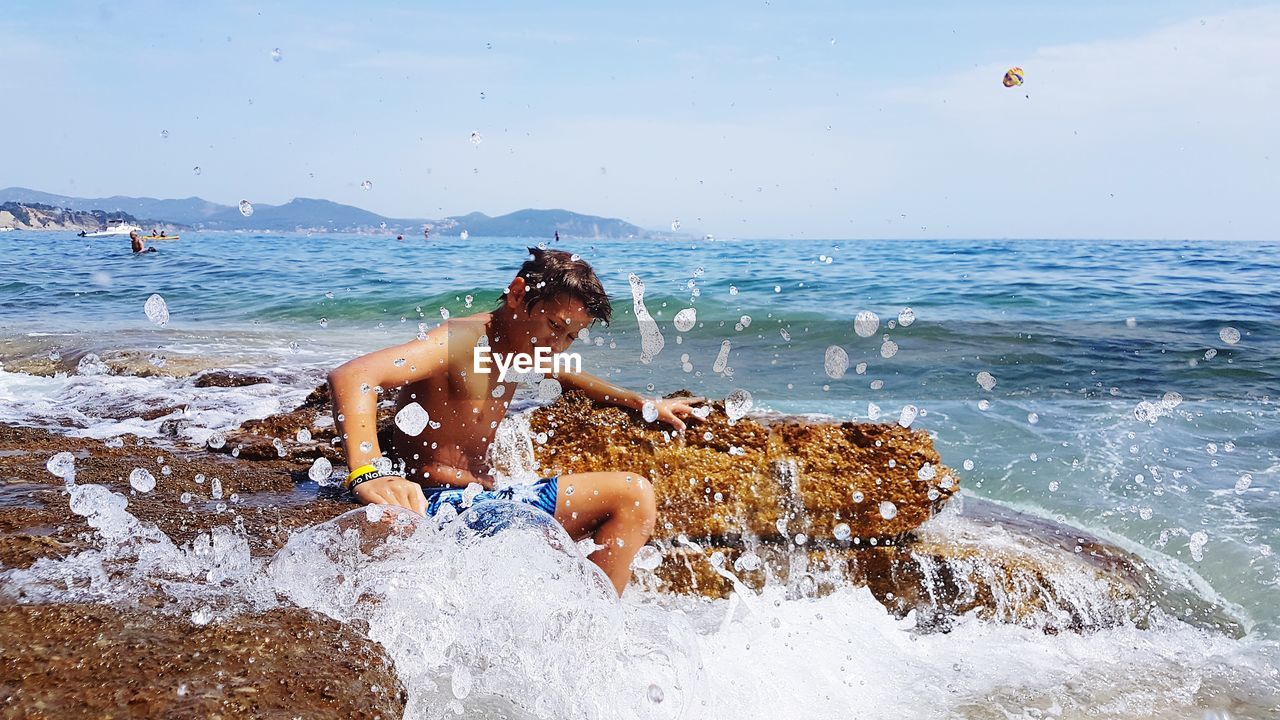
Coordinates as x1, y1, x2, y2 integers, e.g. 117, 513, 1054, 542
423, 227, 430, 240
130, 231, 157, 254
554, 230, 560, 242
397, 234, 404, 241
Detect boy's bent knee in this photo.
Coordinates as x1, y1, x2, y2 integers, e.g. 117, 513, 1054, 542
618, 473, 656, 529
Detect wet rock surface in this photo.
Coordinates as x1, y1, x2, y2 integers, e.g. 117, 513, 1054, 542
0, 382, 1245, 716
0, 604, 405, 719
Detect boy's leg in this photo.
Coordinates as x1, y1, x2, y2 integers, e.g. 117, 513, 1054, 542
552, 471, 657, 595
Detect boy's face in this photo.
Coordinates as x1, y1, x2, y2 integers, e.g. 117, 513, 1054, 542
505, 289, 592, 355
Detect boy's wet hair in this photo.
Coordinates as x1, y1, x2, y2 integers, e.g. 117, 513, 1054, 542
509, 247, 612, 324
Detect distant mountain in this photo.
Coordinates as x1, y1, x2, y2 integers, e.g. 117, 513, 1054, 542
0, 202, 147, 233
432, 209, 646, 239
0, 187, 657, 238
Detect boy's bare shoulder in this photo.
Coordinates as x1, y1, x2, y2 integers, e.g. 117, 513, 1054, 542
429, 312, 493, 363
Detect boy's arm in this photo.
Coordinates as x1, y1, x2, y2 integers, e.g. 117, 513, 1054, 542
553, 370, 704, 431
327, 333, 449, 515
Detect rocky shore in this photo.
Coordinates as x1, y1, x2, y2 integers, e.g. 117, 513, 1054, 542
0, 381, 1243, 716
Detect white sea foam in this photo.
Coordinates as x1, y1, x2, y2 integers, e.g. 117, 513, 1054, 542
0, 366, 311, 445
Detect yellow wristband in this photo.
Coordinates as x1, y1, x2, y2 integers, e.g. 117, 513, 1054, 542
345, 464, 378, 488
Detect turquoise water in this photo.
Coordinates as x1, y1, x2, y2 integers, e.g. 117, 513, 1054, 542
2, 231, 1278, 638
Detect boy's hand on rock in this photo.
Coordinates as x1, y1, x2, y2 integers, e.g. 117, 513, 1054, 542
655, 397, 706, 432
353, 475, 427, 516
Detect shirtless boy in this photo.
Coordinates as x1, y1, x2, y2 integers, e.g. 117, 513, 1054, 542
327, 248, 702, 595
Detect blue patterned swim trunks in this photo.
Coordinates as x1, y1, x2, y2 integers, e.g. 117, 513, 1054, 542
424, 476, 559, 518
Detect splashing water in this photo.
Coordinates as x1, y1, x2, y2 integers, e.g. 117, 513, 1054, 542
854, 311, 880, 338
629, 274, 665, 364
712, 340, 731, 374
642, 400, 659, 423
396, 402, 431, 436
143, 294, 169, 327
725, 389, 753, 423
269, 504, 703, 719
308, 456, 334, 484
824, 345, 849, 379
128, 468, 157, 493
673, 308, 697, 332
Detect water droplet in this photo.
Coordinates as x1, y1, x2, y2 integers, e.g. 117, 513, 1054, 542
879, 500, 897, 520
206, 432, 226, 449
160, 129, 169, 139
879, 339, 898, 358
1188, 531, 1208, 561
670, 219, 681, 231
725, 389, 753, 422
976, 371, 997, 391
897, 404, 918, 428
647, 684, 665, 704
1235, 473, 1253, 493
144, 294, 170, 327
460, 230, 469, 241
192, 166, 201, 175
963, 459, 975, 470
977, 399, 991, 411
395, 402, 430, 436
833, 523, 851, 541
824, 345, 849, 379
129, 467, 157, 493
565, 485, 576, 496
713, 340, 732, 374
1126, 317, 1138, 328
46, 452, 76, 480
854, 310, 880, 337
869, 379, 884, 390
898, 307, 915, 326
211, 477, 223, 499
632, 545, 662, 570
642, 400, 659, 423
1219, 327, 1240, 344
852, 490, 864, 503
1027, 412, 1040, 425
673, 308, 697, 332
294, 428, 312, 443
239, 199, 254, 217
360, 179, 373, 191
469, 131, 483, 145
866, 402, 881, 421
318, 317, 328, 328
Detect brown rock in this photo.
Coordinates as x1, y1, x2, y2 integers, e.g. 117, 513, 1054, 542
0, 603, 405, 719
528, 391, 958, 542
192, 371, 274, 388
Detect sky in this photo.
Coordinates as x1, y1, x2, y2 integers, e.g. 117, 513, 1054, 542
1, 0, 1277, 239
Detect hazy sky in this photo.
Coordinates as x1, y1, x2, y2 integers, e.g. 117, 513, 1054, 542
2, 1, 1276, 239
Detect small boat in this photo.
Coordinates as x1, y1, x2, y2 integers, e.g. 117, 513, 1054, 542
81, 219, 141, 238
139, 234, 180, 241
0, 227, 14, 233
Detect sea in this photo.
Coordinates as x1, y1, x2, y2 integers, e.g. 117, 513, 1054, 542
1, 231, 1278, 718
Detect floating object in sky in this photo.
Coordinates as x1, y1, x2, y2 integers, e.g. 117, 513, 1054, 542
1002, 67, 1024, 88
